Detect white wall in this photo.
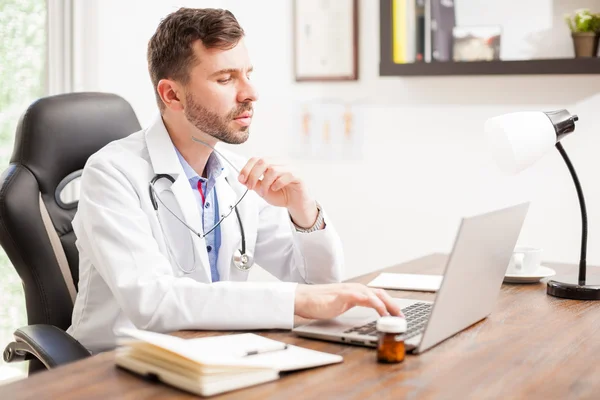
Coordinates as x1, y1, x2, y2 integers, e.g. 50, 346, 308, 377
74, 0, 600, 280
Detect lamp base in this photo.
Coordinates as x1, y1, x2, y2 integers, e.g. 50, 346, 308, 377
547, 274, 600, 300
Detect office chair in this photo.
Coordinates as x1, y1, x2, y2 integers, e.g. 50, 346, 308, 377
0, 92, 141, 375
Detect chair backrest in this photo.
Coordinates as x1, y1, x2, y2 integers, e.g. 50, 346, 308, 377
0, 92, 141, 331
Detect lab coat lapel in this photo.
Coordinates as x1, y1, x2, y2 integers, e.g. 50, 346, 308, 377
145, 115, 211, 280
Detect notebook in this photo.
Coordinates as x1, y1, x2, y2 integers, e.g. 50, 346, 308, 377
367, 273, 443, 292
115, 328, 343, 397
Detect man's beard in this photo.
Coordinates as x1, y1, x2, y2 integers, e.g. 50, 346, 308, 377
184, 92, 252, 145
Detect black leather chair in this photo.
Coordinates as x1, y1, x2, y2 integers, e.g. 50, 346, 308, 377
0, 92, 141, 375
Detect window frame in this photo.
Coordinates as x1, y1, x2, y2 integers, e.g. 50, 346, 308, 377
47, 0, 74, 94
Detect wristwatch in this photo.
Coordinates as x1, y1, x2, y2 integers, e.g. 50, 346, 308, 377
292, 202, 325, 233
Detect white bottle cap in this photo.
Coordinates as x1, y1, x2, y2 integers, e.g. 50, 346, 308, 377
376, 316, 407, 333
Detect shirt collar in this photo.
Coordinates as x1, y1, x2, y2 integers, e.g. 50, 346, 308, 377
173, 146, 225, 184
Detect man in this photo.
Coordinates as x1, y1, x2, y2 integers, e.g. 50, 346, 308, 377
68, 7, 401, 353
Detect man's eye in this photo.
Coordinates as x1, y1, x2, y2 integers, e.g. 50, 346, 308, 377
218, 77, 232, 84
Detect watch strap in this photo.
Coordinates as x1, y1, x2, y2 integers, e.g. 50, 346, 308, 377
292, 202, 324, 233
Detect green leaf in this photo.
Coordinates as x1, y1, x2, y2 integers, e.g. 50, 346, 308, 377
566, 8, 600, 33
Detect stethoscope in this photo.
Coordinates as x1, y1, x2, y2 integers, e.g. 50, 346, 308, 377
148, 136, 254, 274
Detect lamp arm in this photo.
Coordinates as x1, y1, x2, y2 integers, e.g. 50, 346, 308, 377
555, 142, 587, 285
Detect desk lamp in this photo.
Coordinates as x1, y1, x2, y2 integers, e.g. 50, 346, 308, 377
485, 109, 600, 300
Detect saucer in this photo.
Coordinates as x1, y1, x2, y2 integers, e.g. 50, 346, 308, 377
503, 265, 556, 283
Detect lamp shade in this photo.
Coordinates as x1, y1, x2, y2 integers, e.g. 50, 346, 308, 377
484, 111, 557, 175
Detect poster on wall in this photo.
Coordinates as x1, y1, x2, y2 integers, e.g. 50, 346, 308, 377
291, 102, 364, 161
293, 0, 358, 81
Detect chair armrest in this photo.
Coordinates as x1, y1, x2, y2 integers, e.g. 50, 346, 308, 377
3, 324, 91, 369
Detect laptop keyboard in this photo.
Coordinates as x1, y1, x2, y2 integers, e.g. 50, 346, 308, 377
343, 302, 433, 341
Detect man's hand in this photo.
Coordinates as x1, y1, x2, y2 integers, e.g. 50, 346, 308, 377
238, 157, 318, 228
294, 283, 404, 320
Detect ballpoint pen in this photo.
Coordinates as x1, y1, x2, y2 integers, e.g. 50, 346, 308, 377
242, 344, 289, 357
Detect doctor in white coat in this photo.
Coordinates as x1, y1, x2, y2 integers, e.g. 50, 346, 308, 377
67, 7, 402, 353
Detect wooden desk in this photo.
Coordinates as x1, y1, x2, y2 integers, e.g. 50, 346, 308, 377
2, 253, 600, 399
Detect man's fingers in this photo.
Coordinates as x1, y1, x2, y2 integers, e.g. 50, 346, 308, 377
257, 166, 280, 196
372, 289, 404, 317
369, 293, 389, 316
244, 159, 269, 191
349, 290, 388, 316
347, 291, 368, 307
239, 157, 260, 184
271, 173, 296, 192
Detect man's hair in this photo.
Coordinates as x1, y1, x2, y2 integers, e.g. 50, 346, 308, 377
147, 8, 245, 110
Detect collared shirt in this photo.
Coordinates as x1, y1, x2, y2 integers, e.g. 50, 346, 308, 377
174, 147, 224, 282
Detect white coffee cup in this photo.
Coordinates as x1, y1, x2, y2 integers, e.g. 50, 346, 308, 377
506, 246, 542, 275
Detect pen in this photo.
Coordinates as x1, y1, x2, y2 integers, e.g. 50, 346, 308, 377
242, 344, 289, 357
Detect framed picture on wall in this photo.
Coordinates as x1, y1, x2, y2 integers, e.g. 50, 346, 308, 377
293, 0, 359, 81
452, 26, 502, 62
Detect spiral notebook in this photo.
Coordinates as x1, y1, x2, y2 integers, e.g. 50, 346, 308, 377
115, 328, 342, 397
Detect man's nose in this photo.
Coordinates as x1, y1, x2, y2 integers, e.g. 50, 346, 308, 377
238, 79, 259, 103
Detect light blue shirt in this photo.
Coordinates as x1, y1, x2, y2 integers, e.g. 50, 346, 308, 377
174, 147, 224, 282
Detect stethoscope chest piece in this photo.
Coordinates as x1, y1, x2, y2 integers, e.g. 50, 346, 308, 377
232, 248, 253, 271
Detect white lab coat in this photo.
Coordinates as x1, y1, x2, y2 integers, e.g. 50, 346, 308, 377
67, 115, 344, 353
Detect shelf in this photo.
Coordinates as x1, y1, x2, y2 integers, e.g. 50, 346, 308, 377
378, 0, 600, 77
379, 58, 600, 76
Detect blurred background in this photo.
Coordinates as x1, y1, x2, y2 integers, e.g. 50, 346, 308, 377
1, 0, 600, 383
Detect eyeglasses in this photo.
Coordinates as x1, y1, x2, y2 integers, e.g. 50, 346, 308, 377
148, 136, 250, 239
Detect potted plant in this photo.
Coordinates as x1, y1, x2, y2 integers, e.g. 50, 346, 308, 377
565, 9, 600, 57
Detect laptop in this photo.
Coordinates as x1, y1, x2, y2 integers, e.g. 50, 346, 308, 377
293, 202, 529, 354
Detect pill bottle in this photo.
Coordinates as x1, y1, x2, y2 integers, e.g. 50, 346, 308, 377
376, 316, 407, 363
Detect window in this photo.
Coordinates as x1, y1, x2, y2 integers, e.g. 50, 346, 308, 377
0, 0, 47, 383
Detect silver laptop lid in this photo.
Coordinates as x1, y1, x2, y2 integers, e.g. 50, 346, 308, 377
417, 202, 529, 353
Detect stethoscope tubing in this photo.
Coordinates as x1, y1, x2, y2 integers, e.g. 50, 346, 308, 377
148, 136, 253, 273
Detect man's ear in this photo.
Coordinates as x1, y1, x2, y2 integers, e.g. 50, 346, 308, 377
157, 79, 184, 112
